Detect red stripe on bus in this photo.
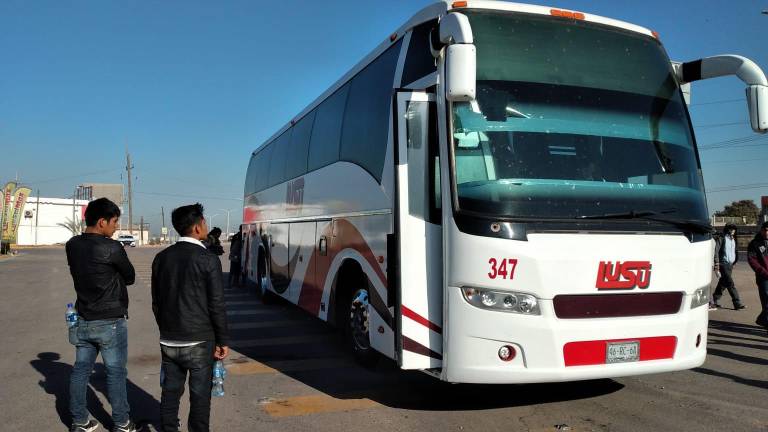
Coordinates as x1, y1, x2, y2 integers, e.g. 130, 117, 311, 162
401, 305, 442, 334
563, 336, 677, 366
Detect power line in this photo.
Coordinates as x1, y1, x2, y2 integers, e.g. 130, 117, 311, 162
694, 121, 747, 130
134, 191, 243, 202
689, 98, 744, 107
23, 168, 122, 185
707, 182, 768, 193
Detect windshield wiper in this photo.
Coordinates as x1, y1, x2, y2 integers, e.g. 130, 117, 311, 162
577, 208, 711, 233
577, 209, 675, 220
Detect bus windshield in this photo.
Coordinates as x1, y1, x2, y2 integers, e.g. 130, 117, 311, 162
451, 11, 708, 223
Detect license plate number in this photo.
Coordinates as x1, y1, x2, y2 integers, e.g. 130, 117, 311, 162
606, 341, 639, 363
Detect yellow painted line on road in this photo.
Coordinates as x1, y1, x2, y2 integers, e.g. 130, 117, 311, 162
263, 394, 379, 417
227, 357, 354, 376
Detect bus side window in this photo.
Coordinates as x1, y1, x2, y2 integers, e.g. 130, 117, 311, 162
401, 20, 438, 87
428, 102, 441, 225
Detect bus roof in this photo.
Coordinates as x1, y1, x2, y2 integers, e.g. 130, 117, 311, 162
251, 1, 655, 156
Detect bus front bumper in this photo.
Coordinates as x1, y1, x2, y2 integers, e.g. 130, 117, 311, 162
442, 287, 708, 384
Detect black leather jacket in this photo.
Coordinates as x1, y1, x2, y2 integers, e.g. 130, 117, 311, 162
151, 241, 229, 345
65, 233, 136, 320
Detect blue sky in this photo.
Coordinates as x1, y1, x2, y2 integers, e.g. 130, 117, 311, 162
1, 0, 767, 234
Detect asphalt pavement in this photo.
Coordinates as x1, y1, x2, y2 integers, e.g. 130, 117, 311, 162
0, 246, 766, 432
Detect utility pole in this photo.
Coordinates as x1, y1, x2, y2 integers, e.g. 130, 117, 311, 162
126, 149, 134, 237
140, 216, 144, 246
219, 208, 233, 240
34, 189, 40, 245
72, 187, 76, 234
161, 206, 166, 244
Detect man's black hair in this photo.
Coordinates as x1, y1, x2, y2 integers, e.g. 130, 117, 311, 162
724, 224, 738, 233
762, 221, 768, 230
172, 203, 205, 236
84, 197, 121, 227
209, 227, 222, 237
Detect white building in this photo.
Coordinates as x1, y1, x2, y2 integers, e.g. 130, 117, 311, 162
17, 197, 89, 246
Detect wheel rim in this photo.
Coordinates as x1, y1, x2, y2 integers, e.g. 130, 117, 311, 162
349, 289, 370, 351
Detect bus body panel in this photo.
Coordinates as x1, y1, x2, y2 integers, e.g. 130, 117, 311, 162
441, 218, 713, 383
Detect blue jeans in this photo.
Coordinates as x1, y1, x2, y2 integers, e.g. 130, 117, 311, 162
160, 341, 215, 432
69, 318, 130, 425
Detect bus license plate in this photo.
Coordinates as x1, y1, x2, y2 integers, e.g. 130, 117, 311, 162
606, 341, 639, 363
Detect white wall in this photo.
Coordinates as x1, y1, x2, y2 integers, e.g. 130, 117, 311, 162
16, 197, 89, 245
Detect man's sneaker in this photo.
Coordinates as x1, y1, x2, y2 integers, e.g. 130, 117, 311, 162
708, 303, 718, 311
734, 304, 747, 310
112, 420, 139, 432
70, 419, 99, 432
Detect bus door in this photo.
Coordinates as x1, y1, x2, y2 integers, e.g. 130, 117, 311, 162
395, 91, 444, 369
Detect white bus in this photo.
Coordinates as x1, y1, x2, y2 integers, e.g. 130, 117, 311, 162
241, 1, 767, 383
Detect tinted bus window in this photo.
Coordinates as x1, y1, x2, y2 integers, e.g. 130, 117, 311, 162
401, 21, 437, 86
254, 143, 273, 192
245, 154, 257, 196
308, 84, 350, 172
286, 111, 315, 180
268, 130, 293, 187
340, 39, 402, 182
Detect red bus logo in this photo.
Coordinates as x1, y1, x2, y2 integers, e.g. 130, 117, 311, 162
596, 261, 652, 290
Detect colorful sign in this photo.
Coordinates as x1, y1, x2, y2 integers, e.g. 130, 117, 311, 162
1, 181, 17, 240
8, 187, 31, 244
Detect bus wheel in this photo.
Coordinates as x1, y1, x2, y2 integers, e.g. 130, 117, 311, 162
347, 287, 378, 366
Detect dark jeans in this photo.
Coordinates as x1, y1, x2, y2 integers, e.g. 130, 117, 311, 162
69, 317, 129, 425
229, 261, 241, 287
757, 278, 768, 327
160, 341, 215, 432
713, 262, 743, 307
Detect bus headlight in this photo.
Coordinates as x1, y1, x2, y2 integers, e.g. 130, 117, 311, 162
461, 287, 541, 315
690, 286, 709, 309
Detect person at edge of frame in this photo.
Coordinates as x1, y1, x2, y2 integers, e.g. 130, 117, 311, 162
65, 197, 139, 432
747, 221, 768, 333
712, 224, 746, 310
151, 203, 230, 432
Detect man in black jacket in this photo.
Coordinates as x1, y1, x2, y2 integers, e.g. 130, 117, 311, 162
65, 198, 138, 432
151, 203, 229, 432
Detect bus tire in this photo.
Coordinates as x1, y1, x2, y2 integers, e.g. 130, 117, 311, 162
344, 286, 379, 367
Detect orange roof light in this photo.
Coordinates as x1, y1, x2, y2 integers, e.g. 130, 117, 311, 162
452, 1, 468, 8
550, 8, 585, 20
389, 32, 398, 42
651, 30, 661, 40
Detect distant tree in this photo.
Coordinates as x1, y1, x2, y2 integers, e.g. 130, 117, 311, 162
715, 200, 760, 224
57, 217, 85, 236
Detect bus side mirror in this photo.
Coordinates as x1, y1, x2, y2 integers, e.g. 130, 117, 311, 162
746, 85, 768, 133
446, 44, 476, 102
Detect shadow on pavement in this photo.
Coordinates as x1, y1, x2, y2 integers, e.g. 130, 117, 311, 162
30, 352, 160, 430
693, 366, 768, 390
225, 283, 624, 411
709, 319, 768, 338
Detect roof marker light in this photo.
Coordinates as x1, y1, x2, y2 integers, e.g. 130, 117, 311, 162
389, 32, 398, 42
452, 1, 468, 8
652, 30, 661, 40
550, 9, 585, 20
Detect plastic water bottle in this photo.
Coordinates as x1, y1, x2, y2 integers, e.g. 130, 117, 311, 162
212, 360, 225, 397
65, 303, 78, 328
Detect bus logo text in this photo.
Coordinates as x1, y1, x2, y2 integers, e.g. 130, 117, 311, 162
596, 261, 652, 290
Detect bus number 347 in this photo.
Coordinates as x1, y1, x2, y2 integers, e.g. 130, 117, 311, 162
488, 258, 519, 280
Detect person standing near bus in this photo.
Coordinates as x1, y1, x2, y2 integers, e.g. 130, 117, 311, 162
66, 198, 139, 432
228, 230, 242, 287
151, 203, 229, 432
712, 224, 746, 310
747, 221, 768, 331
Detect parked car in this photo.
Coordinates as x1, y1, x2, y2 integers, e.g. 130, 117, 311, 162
117, 234, 137, 247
